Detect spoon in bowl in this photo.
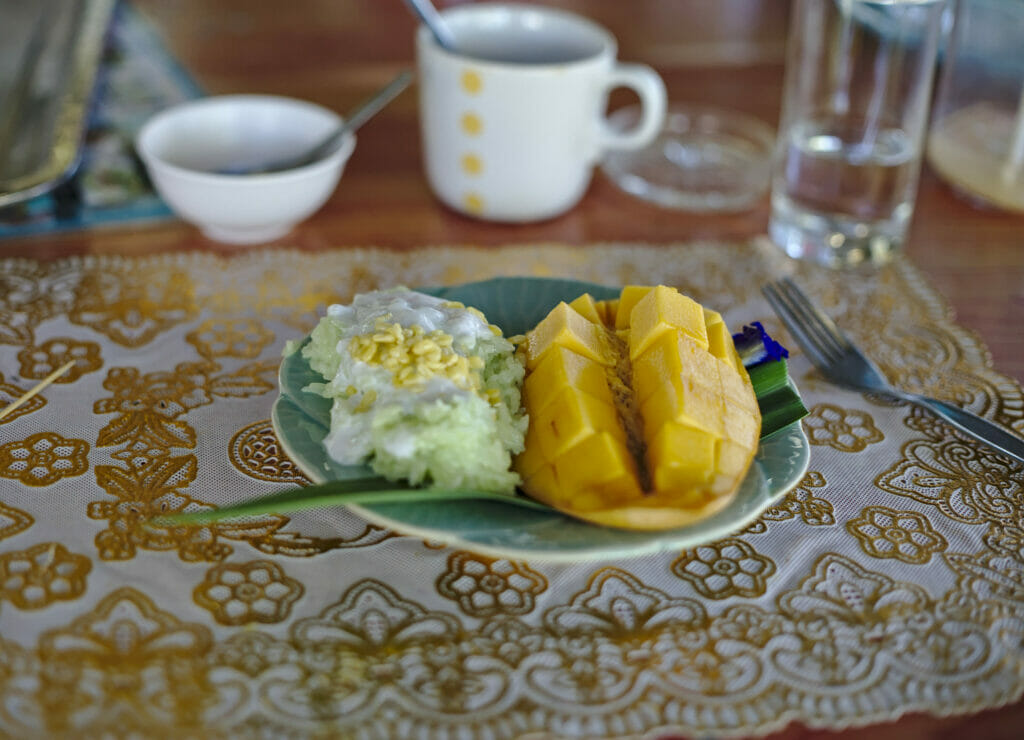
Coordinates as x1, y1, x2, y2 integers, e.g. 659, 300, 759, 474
402, 0, 457, 51
219, 69, 413, 176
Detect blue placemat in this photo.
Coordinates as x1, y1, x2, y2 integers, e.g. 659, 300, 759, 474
0, 1, 202, 238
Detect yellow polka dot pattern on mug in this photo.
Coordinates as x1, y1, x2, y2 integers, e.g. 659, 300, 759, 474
460, 114, 483, 137
461, 154, 483, 175
461, 70, 482, 95
460, 68, 484, 215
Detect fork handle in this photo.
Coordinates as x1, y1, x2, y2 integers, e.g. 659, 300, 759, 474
903, 394, 1024, 465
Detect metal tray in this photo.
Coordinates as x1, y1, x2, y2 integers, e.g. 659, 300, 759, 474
0, 0, 117, 207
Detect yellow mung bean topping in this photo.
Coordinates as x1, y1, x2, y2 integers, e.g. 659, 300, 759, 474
348, 317, 496, 401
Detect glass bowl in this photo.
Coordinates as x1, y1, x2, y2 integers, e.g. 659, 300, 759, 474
601, 103, 774, 212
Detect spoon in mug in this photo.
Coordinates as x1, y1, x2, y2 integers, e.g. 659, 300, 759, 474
402, 0, 457, 51
218, 69, 413, 176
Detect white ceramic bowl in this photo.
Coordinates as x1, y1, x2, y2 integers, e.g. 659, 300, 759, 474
136, 95, 355, 244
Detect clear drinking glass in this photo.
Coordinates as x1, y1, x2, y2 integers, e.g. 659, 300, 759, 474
926, 0, 1024, 214
769, 0, 947, 268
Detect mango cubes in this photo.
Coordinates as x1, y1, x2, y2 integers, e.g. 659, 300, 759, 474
514, 285, 761, 531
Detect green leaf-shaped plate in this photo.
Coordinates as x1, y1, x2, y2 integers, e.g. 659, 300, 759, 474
272, 277, 809, 561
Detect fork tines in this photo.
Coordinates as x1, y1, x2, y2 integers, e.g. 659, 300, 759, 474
761, 277, 851, 369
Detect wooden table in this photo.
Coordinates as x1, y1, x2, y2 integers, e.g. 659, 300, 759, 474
1, 2, 1022, 736
3, 0, 1020, 382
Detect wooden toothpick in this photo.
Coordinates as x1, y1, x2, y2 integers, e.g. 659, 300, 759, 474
0, 360, 76, 421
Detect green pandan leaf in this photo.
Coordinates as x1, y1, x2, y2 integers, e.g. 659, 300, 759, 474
156, 477, 552, 526
748, 359, 808, 438
732, 322, 807, 439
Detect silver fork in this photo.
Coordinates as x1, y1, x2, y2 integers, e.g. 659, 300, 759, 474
763, 277, 1024, 465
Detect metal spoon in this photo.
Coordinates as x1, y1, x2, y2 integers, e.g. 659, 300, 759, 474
402, 0, 457, 51
220, 69, 413, 176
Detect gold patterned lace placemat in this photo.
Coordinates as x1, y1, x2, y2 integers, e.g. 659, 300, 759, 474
1, 241, 1022, 739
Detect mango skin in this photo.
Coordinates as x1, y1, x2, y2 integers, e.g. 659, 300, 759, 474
514, 285, 761, 531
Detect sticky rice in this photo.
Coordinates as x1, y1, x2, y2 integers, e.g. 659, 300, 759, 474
301, 287, 527, 493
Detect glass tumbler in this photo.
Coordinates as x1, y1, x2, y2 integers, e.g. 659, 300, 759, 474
927, 0, 1024, 214
769, 0, 947, 268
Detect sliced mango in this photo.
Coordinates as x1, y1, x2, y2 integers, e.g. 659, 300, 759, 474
568, 486, 736, 530
568, 293, 603, 325
718, 356, 757, 412
522, 302, 611, 370
628, 285, 708, 359
524, 344, 614, 413
596, 298, 618, 327
704, 313, 736, 367
514, 284, 761, 531
553, 432, 643, 509
515, 423, 549, 479
632, 331, 719, 406
716, 438, 752, 479
648, 422, 717, 490
523, 465, 561, 505
640, 374, 726, 441
723, 400, 760, 448
614, 285, 655, 330
529, 385, 625, 461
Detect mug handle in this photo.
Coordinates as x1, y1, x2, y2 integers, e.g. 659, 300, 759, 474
599, 63, 667, 152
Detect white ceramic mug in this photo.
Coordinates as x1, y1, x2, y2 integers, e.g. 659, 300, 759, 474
416, 3, 667, 223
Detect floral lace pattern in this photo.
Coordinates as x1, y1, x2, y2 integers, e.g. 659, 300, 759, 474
0, 542, 91, 609
0, 373, 47, 424
229, 420, 311, 484
671, 538, 776, 598
0, 503, 33, 542
804, 403, 885, 452
68, 264, 197, 347
0, 432, 90, 486
436, 552, 548, 617
847, 505, 948, 564
743, 470, 834, 534
0, 245, 1022, 738
186, 318, 275, 360
194, 560, 303, 625
16, 338, 103, 382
